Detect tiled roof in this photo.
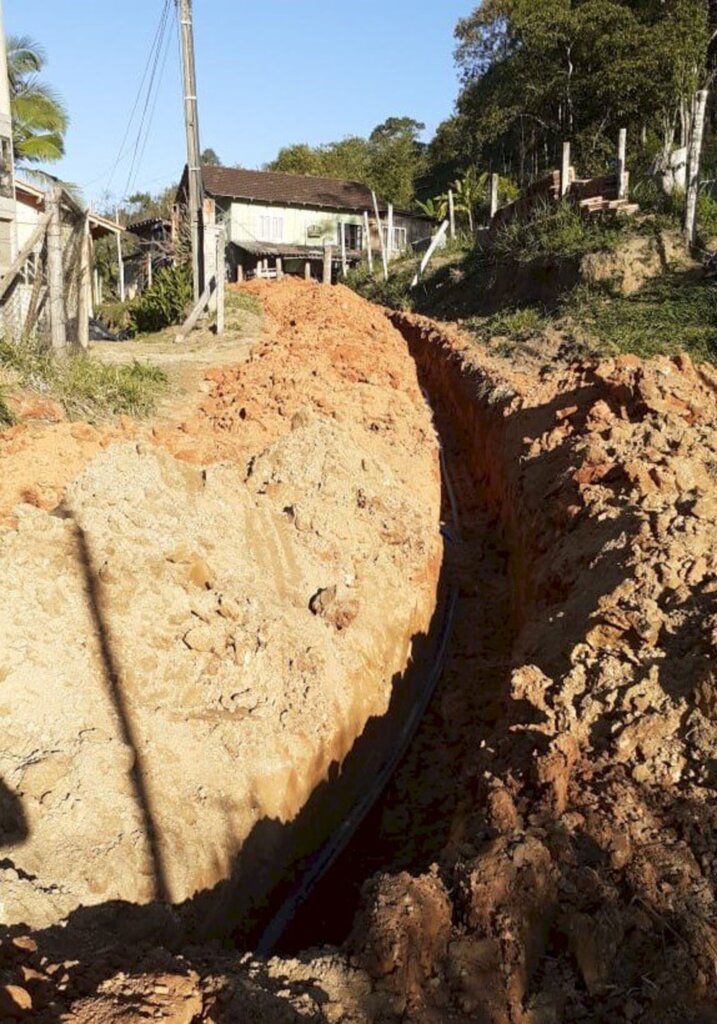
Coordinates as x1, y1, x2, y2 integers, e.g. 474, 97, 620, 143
201, 166, 382, 213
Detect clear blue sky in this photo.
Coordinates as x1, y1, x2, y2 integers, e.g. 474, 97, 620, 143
6, 0, 470, 207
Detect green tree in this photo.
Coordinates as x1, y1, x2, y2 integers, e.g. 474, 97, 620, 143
268, 143, 326, 176
368, 116, 426, 208
449, 0, 710, 184
200, 147, 221, 166
267, 118, 427, 208
7, 35, 68, 164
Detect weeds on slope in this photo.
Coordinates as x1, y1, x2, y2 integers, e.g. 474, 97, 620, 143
467, 271, 717, 365
0, 342, 168, 419
492, 200, 629, 264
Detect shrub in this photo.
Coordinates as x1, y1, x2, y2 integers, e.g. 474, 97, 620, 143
129, 264, 192, 334
493, 200, 629, 264
697, 192, 717, 244
96, 300, 135, 335
0, 385, 15, 427
344, 262, 415, 310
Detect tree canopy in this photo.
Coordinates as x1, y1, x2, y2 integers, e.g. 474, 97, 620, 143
7, 35, 68, 165
444, 0, 711, 184
268, 116, 426, 208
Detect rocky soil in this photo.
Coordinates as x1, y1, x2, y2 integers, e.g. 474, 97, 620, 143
2, 282, 717, 1023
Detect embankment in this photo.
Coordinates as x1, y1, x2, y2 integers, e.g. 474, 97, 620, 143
345, 311, 717, 1022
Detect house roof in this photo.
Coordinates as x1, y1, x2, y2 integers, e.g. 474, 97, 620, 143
125, 217, 171, 237
12, 177, 123, 239
201, 166, 379, 212
199, 166, 430, 218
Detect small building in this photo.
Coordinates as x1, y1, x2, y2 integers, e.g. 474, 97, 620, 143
123, 216, 172, 299
0, 177, 123, 342
178, 165, 432, 281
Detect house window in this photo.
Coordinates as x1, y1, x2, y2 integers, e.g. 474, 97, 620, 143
382, 225, 408, 252
338, 223, 362, 250
258, 215, 283, 241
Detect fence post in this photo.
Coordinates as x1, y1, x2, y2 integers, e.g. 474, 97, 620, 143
215, 225, 225, 335
115, 206, 125, 302
47, 188, 66, 351
203, 197, 216, 310
685, 89, 709, 246
363, 210, 373, 274
77, 212, 91, 349
371, 190, 389, 281
323, 244, 333, 285
489, 173, 499, 220
617, 128, 627, 200
560, 142, 571, 198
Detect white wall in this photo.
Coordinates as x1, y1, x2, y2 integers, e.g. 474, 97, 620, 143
228, 201, 366, 249
15, 197, 41, 251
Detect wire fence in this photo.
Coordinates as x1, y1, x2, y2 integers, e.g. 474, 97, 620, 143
0, 188, 90, 350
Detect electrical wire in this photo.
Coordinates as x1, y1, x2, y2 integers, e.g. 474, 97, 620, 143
80, 0, 173, 197
121, 0, 173, 201
125, 3, 176, 199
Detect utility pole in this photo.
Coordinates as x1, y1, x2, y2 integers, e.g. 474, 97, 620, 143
0, 0, 18, 276
177, 0, 203, 301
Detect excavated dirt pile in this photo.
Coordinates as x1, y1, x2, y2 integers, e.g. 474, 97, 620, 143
0, 281, 441, 1013
2, 283, 717, 1023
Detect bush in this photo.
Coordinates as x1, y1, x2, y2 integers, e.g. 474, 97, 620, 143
129, 264, 192, 334
0, 341, 168, 419
344, 262, 415, 311
493, 200, 629, 264
0, 385, 15, 428
697, 192, 717, 244
96, 300, 134, 335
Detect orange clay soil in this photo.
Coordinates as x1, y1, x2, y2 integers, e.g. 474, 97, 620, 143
0, 280, 442, 1015
2, 286, 717, 1024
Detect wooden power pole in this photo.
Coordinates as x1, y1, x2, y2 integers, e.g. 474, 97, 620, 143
177, 0, 203, 301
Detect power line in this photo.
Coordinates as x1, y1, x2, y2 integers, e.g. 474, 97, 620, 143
125, 3, 176, 199
122, 0, 173, 201
83, 1, 172, 196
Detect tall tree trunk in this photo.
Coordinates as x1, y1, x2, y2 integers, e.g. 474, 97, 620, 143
685, 89, 709, 245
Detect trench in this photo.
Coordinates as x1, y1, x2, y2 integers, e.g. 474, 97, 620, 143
258, 316, 516, 954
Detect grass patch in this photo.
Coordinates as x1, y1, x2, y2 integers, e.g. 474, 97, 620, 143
562, 273, 717, 362
468, 306, 548, 346
493, 200, 629, 264
463, 270, 717, 366
227, 290, 262, 317
344, 260, 417, 311
0, 342, 168, 419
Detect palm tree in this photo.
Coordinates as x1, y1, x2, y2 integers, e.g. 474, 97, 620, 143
7, 35, 68, 165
